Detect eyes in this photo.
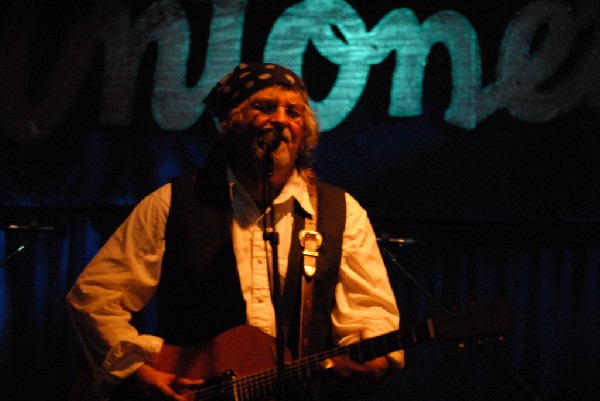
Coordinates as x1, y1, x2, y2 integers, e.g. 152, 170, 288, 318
249, 99, 305, 119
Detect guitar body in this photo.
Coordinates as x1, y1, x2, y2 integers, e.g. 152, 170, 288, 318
152, 324, 289, 380
110, 325, 292, 401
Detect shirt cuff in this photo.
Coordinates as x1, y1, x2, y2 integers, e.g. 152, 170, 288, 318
336, 330, 405, 370
103, 335, 163, 379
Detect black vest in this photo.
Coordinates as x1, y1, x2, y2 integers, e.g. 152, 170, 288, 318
157, 165, 345, 355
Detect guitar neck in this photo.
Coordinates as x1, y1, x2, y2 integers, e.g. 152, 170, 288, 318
288, 320, 433, 383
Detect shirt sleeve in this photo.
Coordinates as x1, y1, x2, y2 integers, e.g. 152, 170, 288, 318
331, 193, 405, 368
66, 183, 172, 393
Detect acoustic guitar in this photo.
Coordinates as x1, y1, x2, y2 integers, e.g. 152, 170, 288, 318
79, 299, 512, 401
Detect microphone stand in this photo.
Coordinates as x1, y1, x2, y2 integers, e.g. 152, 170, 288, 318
261, 144, 286, 401
0, 237, 36, 269
379, 242, 542, 401
0, 224, 43, 269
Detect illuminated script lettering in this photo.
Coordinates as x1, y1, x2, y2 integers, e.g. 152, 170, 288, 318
0, 0, 598, 142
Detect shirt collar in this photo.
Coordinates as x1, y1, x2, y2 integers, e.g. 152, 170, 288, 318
227, 166, 315, 217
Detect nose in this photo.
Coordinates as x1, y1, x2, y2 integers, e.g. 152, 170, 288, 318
271, 106, 289, 125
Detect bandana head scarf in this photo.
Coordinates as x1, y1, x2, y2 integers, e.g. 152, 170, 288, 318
204, 62, 307, 122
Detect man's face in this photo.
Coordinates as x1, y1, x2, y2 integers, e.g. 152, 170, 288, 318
229, 86, 307, 175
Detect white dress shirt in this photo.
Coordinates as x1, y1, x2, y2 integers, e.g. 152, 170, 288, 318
66, 168, 403, 394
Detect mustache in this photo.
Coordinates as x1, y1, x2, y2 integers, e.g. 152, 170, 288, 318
256, 127, 290, 150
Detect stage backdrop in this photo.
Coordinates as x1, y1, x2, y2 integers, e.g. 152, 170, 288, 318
1, 1, 599, 400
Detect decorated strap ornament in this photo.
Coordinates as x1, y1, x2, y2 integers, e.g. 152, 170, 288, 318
299, 179, 321, 279
299, 229, 322, 278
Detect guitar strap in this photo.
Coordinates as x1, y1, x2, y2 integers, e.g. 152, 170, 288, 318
298, 178, 322, 358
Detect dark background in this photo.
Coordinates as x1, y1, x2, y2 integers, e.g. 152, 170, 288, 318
1, 1, 599, 400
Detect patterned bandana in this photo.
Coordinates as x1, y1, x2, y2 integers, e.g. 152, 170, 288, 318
204, 62, 307, 121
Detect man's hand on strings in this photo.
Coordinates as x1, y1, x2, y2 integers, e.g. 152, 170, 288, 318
322, 355, 393, 399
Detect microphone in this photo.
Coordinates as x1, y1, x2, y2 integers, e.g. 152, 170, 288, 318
1, 223, 67, 236
257, 127, 282, 152
376, 233, 417, 245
